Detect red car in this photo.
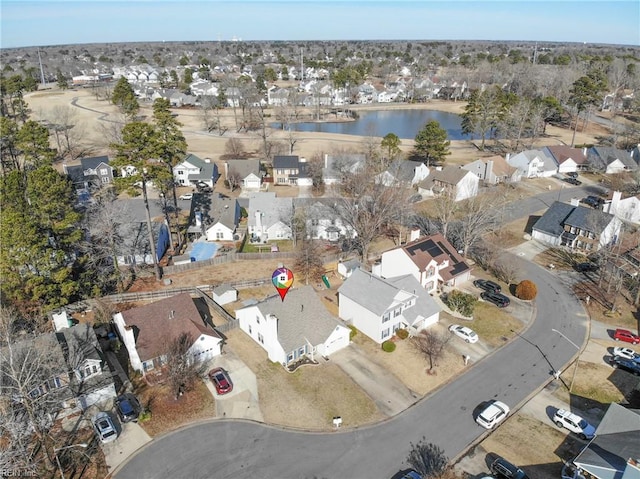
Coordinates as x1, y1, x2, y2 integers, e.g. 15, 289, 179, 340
208, 367, 233, 395
614, 328, 640, 345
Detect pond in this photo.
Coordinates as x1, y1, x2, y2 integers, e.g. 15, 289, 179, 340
272, 108, 471, 140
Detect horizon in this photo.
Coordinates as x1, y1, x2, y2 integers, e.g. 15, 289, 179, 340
1, 1, 639, 50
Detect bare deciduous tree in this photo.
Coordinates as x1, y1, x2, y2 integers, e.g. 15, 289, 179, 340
406, 438, 450, 479
294, 240, 326, 285
226, 167, 242, 191
412, 329, 451, 372
165, 332, 206, 400
429, 188, 459, 238
455, 193, 500, 257
225, 137, 245, 158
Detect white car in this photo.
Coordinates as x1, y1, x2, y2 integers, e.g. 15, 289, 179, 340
92, 412, 118, 443
553, 409, 595, 439
613, 347, 639, 361
448, 324, 479, 343
179, 193, 193, 200
476, 400, 510, 429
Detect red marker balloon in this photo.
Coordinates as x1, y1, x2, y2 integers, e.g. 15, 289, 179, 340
272, 267, 294, 301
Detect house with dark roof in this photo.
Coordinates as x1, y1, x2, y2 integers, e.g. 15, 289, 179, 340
377, 232, 472, 293
223, 159, 263, 190
572, 403, 640, 479
272, 155, 312, 186
416, 165, 479, 201
173, 153, 219, 188
338, 268, 441, 343
235, 286, 350, 367
187, 194, 241, 242
63, 155, 114, 191
463, 155, 518, 185
113, 293, 223, 375
532, 201, 621, 252
543, 146, 588, 174
588, 146, 637, 174
375, 160, 429, 187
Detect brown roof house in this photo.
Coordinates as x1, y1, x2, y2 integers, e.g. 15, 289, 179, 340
416, 165, 479, 201
375, 231, 472, 294
113, 293, 223, 375
542, 145, 589, 174
462, 155, 518, 185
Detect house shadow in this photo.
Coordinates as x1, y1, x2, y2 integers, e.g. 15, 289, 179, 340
524, 215, 541, 235
606, 368, 640, 407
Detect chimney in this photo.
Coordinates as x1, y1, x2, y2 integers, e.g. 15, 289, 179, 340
62, 164, 69, 174
410, 229, 421, 242
505, 153, 511, 162
123, 325, 135, 346
570, 198, 580, 206
225, 161, 229, 179
324, 154, 329, 169
583, 147, 588, 157
255, 210, 263, 230
486, 160, 494, 181
169, 310, 175, 320
195, 210, 202, 227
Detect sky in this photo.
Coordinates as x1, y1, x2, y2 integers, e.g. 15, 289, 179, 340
1, 0, 639, 49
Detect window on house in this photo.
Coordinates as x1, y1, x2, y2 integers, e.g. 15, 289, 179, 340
382, 312, 390, 323
287, 353, 294, 362
216, 232, 224, 240
78, 364, 99, 380
248, 325, 252, 334
393, 308, 401, 317
381, 328, 390, 340
178, 171, 184, 175
258, 333, 264, 344
427, 267, 436, 277
298, 347, 305, 356
256, 315, 260, 324
143, 361, 154, 372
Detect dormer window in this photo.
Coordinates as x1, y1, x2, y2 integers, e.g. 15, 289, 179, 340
76, 363, 99, 381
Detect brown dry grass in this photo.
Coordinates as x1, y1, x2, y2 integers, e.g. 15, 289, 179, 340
471, 303, 525, 348
134, 378, 216, 437
224, 328, 384, 430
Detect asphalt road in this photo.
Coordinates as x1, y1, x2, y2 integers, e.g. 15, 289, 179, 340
114, 255, 588, 479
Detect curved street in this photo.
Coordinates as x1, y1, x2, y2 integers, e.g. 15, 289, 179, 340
114, 253, 589, 479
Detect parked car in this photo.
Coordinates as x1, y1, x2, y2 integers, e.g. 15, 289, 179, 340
208, 367, 233, 395
580, 196, 602, 208
473, 279, 502, 293
612, 347, 639, 361
115, 393, 141, 423
400, 471, 422, 479
196, 182, 213, 193
490, 457, 529, 479
564, 177, 582, 186
613, 328, 640, 344
610, 356, 640, 375
92, 412, 117, 443
448, 324, 479, 343
552, 409, 596, 439
179, 193, 194, 200
576, 262, 599, 273
566, 171, 579, 179
481, 291, 510, 308
476, 400, 510, 429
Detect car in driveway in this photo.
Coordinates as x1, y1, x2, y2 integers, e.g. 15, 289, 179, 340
552, 409, 596, 439
448, 324, 479, 343
564, 177, 582, 186
613, 328, 640, 344
473, 279, 501, 293
610, 356, 640, 375
400, 471, 422, 479
208, 367, 233, 395
613, 347, 639, 361
481, 291, 510, 308
93, 412, 118, 443
576, 262, 599, 273
115, 393, 141, 423
490, 457, 529, 479
476, 400, 510, 429
580, 195, 602, 208
179, 192, 194, 200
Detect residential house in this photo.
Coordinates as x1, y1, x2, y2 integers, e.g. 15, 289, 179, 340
532, 201, 621, 252
224, 159, 263, 190
295, 198, 356, 241
173, 153, 219, 188
267, 86, 290, 106
572, 403, 640, 479
416, 166, 479, 201
247, 192, 293, 242
272, 155, 312, 186
506, 149, 557, 179
2, 322, 117, 415
463, 155, 518, 185
112, 199, 172, 266
113, 293, 223, 375
376, 160, 429, 187
322, 153, 366, 185
543, 146, 588, 174
235, 286, 350, 367
587, 146, 637, 174
603, 191, 640, 225
377, 231, 472, 294
63, 155, 114, 191
338, 268, 442, 343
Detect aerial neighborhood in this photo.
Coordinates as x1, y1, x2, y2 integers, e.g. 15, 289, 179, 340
1, 37, 639, 479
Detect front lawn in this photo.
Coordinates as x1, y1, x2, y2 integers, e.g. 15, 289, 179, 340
472, 302, 525, 347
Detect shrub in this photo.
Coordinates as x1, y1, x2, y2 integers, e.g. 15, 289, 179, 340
515, 279, 538, 300
348, 325, 357, 340
382, 340, 396, 353
396, 328, 409, 340
445, 290, 477, 317
138, 410, 152, 422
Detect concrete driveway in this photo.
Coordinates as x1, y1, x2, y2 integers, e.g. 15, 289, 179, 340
103, 421, 152, 472
202, 351, 263, 421
330, 343, 421, 417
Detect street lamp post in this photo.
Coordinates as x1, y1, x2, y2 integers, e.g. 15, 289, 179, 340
552, 328, 581, 392
54, 443, 88, 479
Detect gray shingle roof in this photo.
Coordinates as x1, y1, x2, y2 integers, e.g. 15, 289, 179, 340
533, 201, 615, 236
273, 155, 300, 169
247, 192, 293, 229
532, 202, 577, 236
589, 146, 636, 169
224, 159, 262, 180
250, 286, 343, 353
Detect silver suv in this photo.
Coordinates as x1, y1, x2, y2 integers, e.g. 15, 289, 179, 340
553, 409, 596, 439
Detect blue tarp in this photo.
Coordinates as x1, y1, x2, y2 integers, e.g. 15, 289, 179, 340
189, 242, 219, 262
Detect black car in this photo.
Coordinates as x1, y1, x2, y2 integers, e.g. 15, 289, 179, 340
490, 457, 530, 479
580, 196, 602, 208
576, 262, 599, 273
473, 279, 502, 293
115, 393, 141, 423
481, 291, 510, 308
567, 172, 579, 179
611, 356, 640, 376
564, 177, 582, 186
